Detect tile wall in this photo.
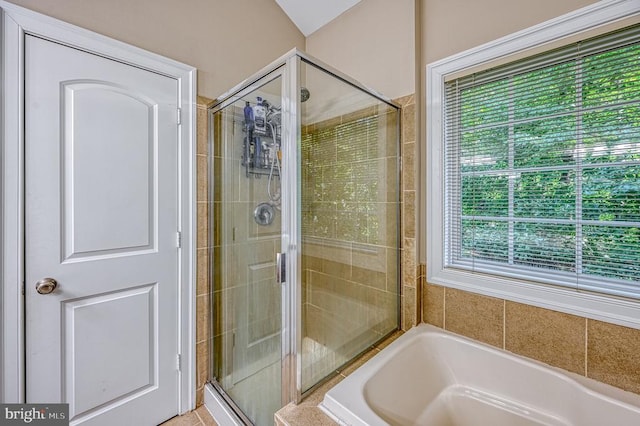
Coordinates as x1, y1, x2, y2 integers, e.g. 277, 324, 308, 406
396, 94, 420, 330
196, 96, 212, 407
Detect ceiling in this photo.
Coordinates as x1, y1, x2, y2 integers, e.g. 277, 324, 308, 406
274, 0, 361, 37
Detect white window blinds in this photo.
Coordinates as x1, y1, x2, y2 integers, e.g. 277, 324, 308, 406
444, 24, 640, 299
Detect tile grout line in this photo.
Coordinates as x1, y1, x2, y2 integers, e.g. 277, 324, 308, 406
442, 287, 446, 329
584, 317, 589, 377
503, 300, 506, 350
194, 409, 205, 425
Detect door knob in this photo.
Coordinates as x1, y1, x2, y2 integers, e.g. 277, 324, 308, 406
35, 278, 58, 294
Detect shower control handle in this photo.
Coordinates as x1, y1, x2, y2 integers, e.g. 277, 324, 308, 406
276, 252, 286, 284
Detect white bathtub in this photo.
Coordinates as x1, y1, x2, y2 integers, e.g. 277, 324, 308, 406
319, 324, 640, 426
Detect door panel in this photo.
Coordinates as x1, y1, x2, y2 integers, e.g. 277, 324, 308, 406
25, 35, 179, 425
62, 82, 156, 259
64, 284, 156, 415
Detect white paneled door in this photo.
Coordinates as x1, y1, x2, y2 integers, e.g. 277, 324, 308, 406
25, 35, 180, 425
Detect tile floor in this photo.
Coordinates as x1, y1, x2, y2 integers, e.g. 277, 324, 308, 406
275, 330, 403, 425
160, 405, 218, 426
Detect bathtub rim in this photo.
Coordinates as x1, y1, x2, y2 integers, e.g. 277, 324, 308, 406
319, 323, 640, 426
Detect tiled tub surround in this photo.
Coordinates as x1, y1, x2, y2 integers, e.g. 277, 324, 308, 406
423, 283, 640, 395
320, 324, 640, 426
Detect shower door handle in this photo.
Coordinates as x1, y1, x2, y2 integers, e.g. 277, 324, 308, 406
276, 252, 286, 284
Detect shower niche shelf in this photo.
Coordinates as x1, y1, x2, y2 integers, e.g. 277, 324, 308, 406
241, 132, 281, 178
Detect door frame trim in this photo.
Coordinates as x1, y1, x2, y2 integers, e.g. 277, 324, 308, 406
0, 1, 197, 413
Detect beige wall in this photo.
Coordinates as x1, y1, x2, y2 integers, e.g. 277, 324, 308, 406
7, 0, 305, 99
420, 0, 599, 64
306, 0, 415, 100
417, 0, 598, 262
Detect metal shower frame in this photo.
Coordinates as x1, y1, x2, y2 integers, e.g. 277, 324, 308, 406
208, 48, 401, 410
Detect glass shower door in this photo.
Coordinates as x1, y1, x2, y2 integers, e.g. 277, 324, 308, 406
298, 59, 400, 394
211, 72, 285, 426
208, 51, 401, 423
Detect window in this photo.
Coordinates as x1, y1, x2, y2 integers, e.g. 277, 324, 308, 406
427, 1, 640, 327
445, 25, 640, 299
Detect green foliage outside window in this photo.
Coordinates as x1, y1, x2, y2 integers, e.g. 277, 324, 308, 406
455, 42, 640, 284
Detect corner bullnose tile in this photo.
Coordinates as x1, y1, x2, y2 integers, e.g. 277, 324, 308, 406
423, 283, 444, 328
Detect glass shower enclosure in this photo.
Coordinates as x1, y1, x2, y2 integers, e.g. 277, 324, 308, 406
208, 50, 400, 425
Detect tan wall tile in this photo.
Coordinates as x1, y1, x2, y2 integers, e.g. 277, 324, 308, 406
402, 238, 416, 288
401, 101, 416, 143
196, 248, 209, 297
195, 99, 209, 410
196, 341, 208, 389
197, 96, 213, 108
403, 141, 415, 191
403, 190, 415, 238
195, 387, 204, 408
197, 155, 208, 202
445, 288, 503, 347
395, 94, 415, 107
587, 320, 640, 394
196, 107, 208, 156
196, 294, 209, 344
402, 285, 416, 330
196, 202, 209, 249
383, 110, 399, 158
423, 283, 444, 328
343, 105, 377, 123
351, 265, 386, 290
505, 302, 585, 375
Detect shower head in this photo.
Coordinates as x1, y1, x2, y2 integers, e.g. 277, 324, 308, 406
300, 87, 310, 103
